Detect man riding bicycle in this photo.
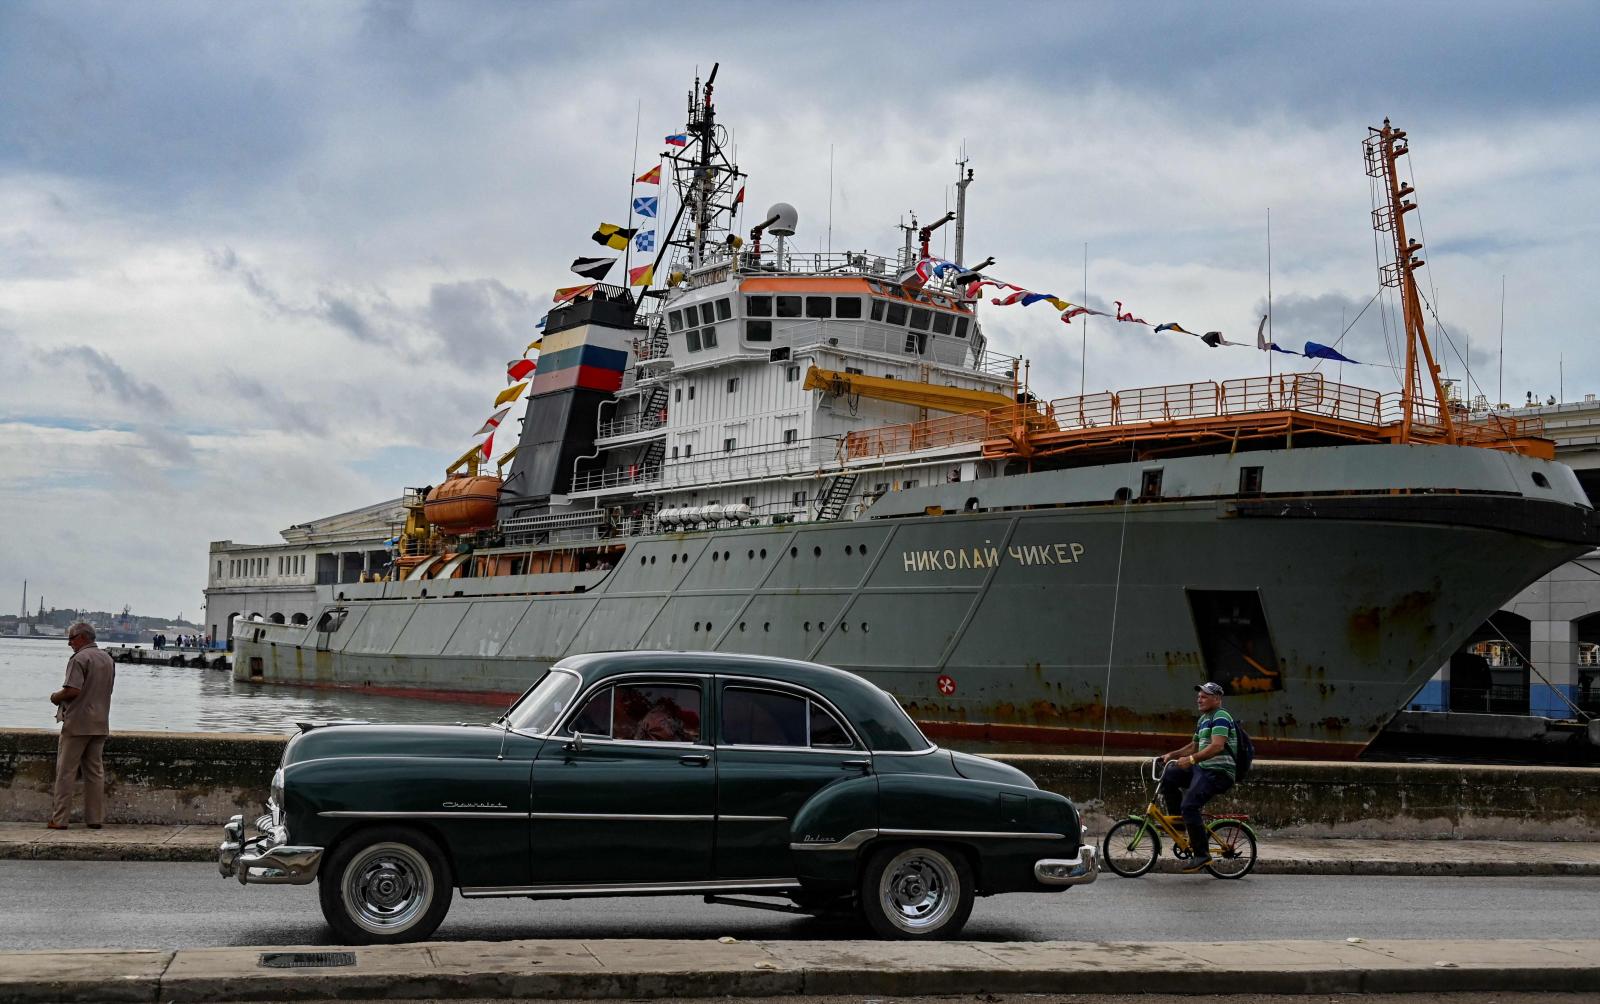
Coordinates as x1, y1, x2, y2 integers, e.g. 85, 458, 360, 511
1158, 681, 1237, 873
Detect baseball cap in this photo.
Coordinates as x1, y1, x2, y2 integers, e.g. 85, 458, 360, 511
1195, 682, 1225, 696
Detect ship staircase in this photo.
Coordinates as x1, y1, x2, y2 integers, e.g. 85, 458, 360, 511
815, 473, 859, 521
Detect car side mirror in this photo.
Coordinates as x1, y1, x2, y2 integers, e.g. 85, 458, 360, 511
565, 731, 585, 753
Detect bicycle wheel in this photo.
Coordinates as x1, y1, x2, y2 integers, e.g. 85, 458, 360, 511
1204, 820, 1256, 879
1101, 817, 1161, 878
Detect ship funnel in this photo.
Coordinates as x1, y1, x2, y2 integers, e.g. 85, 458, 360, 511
766, 203, 798, 237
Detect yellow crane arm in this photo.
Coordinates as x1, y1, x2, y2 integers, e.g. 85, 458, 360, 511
803, 365, 1018, 414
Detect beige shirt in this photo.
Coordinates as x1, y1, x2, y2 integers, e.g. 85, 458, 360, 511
62, 644, 115, 736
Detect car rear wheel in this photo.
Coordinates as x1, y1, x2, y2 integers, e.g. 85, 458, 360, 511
319, 827, 452, 944
859, 845, 974, 940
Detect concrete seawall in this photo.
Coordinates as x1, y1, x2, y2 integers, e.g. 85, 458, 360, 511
4, 728, 1598, 839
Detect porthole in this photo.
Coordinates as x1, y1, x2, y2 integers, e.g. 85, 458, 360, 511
640, 555, 647, 566
739, 621, 747, 631
841, 622, 849, 632
671, 553, 678, 563
860, 544, 869, 556
819, 621, 827, 632
813, 546, 822, 557
694, 621, 701, 631
651, 555, 657, 564
747, 549, 754, 560
804, 621, 812, 631
861, 622, 869, 633
760, 548, 767, 559
706, 622, 714, 632
790, 546, 798, 558
763, 621, 771, 632
845, 545, 853, 555
712, 551, 719, 562
1532, 472, 1551, 489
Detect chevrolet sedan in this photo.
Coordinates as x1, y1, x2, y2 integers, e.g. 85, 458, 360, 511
219, 651, 1096, 942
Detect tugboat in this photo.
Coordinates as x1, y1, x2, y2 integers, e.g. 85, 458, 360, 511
235, 71, 1598, 759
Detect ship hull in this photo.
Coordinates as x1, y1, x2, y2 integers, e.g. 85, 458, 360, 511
237, 489, 1592, 758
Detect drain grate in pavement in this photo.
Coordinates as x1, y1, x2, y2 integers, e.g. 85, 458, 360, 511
258, 951, 357, 969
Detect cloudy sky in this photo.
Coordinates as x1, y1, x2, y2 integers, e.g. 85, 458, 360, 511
3, 0, 1597, 618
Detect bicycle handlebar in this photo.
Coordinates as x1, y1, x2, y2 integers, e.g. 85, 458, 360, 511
1147, 756, 1165, 782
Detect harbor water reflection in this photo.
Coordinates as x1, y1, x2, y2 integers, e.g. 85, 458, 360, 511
0, 637, 507, 735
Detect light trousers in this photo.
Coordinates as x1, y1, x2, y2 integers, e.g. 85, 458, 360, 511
52, 734, 107, 826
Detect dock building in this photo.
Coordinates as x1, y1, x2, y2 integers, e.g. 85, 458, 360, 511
1422, 396, 1600, 718
203, 499, 404, 647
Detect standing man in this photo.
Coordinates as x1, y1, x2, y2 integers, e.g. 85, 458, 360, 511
1158, 681, 1237, 873
48, 622, 116, 830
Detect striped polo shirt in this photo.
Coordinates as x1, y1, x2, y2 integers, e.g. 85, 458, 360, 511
1194, 707, 1237, 778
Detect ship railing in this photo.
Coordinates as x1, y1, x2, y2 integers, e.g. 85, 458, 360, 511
632, 332, 672, 362
597, 410, 668, 439
844, 411, 996, 460
840, 370, 1547, 463
784, 321, 1013, 386
569, 463, 664, 493
654, 444, 824, 490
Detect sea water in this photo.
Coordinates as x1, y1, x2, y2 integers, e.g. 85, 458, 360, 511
0, 636, 505, 735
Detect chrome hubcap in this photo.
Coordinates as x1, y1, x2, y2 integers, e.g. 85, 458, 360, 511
343, 842, 432, 935
878, 849, 958, 933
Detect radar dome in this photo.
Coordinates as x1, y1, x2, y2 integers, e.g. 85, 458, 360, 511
766, 202, 799, 237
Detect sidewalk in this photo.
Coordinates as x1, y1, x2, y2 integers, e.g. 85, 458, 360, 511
6, 821, 1600, 875
2, 937, 1599, 1002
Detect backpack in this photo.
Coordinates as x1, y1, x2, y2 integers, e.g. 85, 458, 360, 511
1232, 721, 1255, 782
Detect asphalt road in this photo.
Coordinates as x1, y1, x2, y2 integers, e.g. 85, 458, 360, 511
3, 862, 1599, 950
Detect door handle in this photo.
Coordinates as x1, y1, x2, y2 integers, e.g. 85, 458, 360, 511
841, 759, 871, 772
679, 753, 710, 766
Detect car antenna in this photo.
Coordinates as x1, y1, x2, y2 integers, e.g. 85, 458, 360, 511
494, 691, 520, 761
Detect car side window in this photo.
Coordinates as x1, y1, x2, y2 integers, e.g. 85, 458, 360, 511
809, 703, 853, 748
570, 687, 612, 736
613, 683, 702, 743
723, 688, 808, 746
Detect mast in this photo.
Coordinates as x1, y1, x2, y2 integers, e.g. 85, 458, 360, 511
662, 64, 743, 274
1365, 119, 1452, 442
953, 157, 974, 266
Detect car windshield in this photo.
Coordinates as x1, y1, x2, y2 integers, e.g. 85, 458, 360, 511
505, 669, 581, 734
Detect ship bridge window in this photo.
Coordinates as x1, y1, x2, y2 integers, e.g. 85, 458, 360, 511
954, 316, 971, 338
1532, 471, 1551, 489
314, 609, 347, 633
1239, 466, 1264, 494
787, 365, 801, 381
885, 301, 909, 327
931, 311, 954, 335
702, 327, 718, 348
1186, 589, 1283, 695
870, 299, 886, 321
668, 310, 684, 332
716, 298, 732, 321
836, 297, 863, 319
746, 295, 772, 317
686, 329, 702, 352
909, 307, 932, 331
776, 295, 803, 318
747, 320, 773, 342
806, 296, 832, 318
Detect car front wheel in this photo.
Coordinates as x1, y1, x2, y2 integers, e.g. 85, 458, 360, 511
318, 827, 452, 944
859, 845, 975, 939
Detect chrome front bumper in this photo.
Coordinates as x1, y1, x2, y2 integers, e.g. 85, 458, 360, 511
1035, 845, 1098, 886
217, 814, 323, 885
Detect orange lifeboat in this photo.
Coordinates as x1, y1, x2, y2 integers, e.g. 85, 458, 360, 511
423, 475, 501, 535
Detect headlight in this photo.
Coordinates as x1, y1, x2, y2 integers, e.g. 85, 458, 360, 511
270, 768, 285, 828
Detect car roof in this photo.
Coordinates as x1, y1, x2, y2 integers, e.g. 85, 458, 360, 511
552, 650, 934, 752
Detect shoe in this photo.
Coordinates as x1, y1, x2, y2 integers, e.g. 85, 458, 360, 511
1181, 858, 1212, 873
86, 824, 103, 830
45, 822, 68, 831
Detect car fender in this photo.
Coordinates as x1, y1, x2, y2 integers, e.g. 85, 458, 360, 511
281, 741, 540, 888
788, 773, 878, 888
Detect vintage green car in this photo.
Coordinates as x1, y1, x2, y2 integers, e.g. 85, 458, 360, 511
218, 651, 1096, 942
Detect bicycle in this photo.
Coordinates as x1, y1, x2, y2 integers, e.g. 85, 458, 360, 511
1100, 757, 1258, 879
